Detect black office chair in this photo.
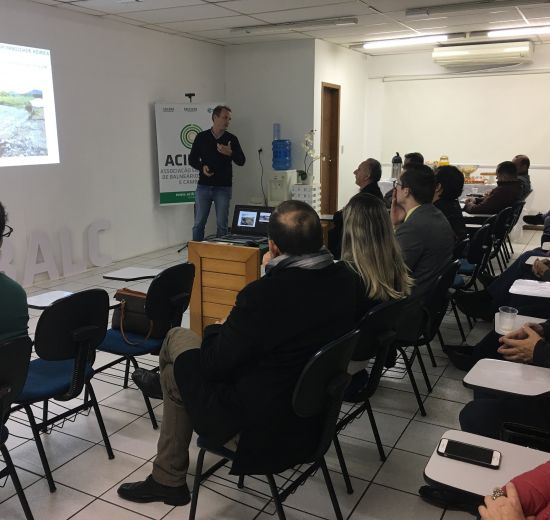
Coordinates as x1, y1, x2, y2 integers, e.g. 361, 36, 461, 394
503, 201, 526, 259
487, 206, 513, 274
186, 328, 360, 520
333, 299, 406, 495
96, 263, 195, 429
11, 289, 114, 493
395, 261, 461, 416
0, 336, 34, 519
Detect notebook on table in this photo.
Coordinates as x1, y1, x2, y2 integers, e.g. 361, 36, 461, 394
208, 205, 273, 246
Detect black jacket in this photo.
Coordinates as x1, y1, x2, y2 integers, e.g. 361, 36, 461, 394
188, 129, 245, 187
176, 262, 363, 474
434, 198, 467, 241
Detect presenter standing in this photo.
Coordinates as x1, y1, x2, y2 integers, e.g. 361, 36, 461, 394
189, 105, 246, 241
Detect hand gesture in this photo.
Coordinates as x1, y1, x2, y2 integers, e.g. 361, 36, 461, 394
497, 325, 542, 363
390, 188, 406, 226
202, 164, 214, 177
217, 141, 232, 157
532, 258, 550, 278
479, 483, 529, 520
262, 251, 273, 267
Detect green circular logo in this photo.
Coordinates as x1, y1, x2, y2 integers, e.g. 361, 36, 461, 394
180, 124, 202, 149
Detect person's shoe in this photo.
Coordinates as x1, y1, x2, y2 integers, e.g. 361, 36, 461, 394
523, 213, 545, 226
132, 368, 162, 399
446, 346, 477, 371
419, 485, 481, 515
453, 290, 495, 321
117, 475, 190, 506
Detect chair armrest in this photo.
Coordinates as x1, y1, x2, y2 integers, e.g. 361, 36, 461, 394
501, 422, 550, 453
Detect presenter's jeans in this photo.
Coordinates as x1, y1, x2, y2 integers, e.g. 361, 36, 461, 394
192, 185, 232, 241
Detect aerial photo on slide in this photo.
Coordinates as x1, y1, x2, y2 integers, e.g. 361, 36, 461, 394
0, 88, 47, 158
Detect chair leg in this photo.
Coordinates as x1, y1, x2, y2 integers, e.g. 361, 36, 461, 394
507, 235, 514, 255
332, 435, 353, 494
450, 300, 466, 343
123, 357, 131, 388
129, 357, 158, 430
41, 400, 48, 433
320, 458, 344, 520
365, 401, 386, 461
23, 405, 56, 492
267, 474, 286, 520
0, 444, 34, 520
237, 475, 245, 489
189, 448, 205, 520
397, 347, 426, 416
414, 346, 432, 393
86, 382, 114, 459
436, 329, 445, 351
425, 341, 437, 368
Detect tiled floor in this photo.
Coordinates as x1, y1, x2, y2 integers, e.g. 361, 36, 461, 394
1, 228, 543, 519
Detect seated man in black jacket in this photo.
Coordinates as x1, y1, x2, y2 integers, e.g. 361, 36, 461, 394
118, 200, 362, 506
328, 158, 383, 258
459, 320, 550, 438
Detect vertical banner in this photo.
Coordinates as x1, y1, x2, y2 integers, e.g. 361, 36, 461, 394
155, 102, 219, 205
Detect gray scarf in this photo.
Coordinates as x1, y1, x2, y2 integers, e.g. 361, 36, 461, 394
265, 246, 334, 274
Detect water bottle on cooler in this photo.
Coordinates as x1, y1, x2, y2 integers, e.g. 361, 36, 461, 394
391, 152, 402, 179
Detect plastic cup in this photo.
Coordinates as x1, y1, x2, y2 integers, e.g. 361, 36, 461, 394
499, 306, 518, 333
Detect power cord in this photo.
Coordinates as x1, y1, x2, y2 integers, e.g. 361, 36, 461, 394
258, 148, 268, 207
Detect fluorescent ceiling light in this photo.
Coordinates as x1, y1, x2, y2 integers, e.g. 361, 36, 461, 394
363, 34, 448, 50
407, 0, 550, 17
231, 17, 358, 34
488, 25, 550, 37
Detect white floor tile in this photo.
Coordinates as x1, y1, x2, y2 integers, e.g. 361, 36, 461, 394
340, 408, 410, 447
325, 435, 382, 481
53, 445, 145, 497
395, 420, 449, 457
415, 397, 464, 430
430, 377, 473, 404
370, 387, 422, 419
373, 448, 429, 495
0, 479, 94, 520
0, 465, 42, 505
70, 498, 148, 519
108, 417, 159, 460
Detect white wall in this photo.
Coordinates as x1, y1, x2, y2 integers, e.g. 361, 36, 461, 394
366, 43, 550, 212
314, 40, 370, 208
225, 40, 316, 207
1, 0, 224, 284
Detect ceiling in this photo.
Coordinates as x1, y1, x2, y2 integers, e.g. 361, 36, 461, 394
28, 0, 550, 52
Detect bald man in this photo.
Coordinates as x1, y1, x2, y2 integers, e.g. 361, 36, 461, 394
513, 154, 532, 199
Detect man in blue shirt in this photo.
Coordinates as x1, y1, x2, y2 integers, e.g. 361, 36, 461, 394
189, 105, 246, 241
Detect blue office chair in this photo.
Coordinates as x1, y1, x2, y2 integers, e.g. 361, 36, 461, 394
96, 263, 195, 429
11, 289, 114, 493
0, 335, 34, 519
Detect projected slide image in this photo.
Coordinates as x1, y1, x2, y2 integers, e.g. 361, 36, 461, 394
0, 43, 59, 167
259, 212, 271, 223
238, 211, 257, 228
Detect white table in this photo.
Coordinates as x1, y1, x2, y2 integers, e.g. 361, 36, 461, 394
28, 290, 120, 310
424, 429, 549, 496
494, 312, 545, 335
542, 242, 550, 251
103, 267, 161, 281
463, 358, 550, 396
525, 255, 548, 265
509, 279, 550, 298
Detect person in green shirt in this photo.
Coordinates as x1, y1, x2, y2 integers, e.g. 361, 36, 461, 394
0, 202, 29, 341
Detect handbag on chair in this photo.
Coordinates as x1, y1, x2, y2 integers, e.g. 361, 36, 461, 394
111, 288, 171, 344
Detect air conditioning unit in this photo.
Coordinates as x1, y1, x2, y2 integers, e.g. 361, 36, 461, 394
432, 41, 534, 67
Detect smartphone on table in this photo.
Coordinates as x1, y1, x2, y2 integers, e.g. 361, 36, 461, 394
437, 438, 501, 469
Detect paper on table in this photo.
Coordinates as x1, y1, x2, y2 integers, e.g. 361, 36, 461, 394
509, 279, 550, 298
525, 255, 549, 265
542, 242, 550, 251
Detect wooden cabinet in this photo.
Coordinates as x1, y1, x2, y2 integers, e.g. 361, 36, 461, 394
188, 242, 260, 336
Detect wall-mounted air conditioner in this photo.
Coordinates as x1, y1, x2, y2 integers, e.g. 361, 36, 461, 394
432, 41, 533, 67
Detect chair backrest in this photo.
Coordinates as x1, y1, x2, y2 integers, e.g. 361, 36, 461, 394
509, 201, 525, 230
292, 328, 359, 460
492, 207, 514, 241
466, 219, 494, 265
0, 336, 32, 426
34, 289, 109, 400
453, 237, 469, 260
145, 263, 195, 327
422, 260, 460, 341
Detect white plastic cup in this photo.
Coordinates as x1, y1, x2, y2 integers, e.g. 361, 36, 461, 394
499, 306, 518, 333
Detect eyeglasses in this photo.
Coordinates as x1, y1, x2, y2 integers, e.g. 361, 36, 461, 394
392, 180, 404, 188
2, 225, 13, 238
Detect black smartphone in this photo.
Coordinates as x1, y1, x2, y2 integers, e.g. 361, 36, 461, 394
437, 438, 501, 469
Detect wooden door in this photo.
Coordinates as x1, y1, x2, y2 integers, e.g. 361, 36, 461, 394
320, 83, 341, 214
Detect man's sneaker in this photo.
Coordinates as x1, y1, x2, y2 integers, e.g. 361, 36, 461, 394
523, 213, 545, 226
117, 475, 190, 506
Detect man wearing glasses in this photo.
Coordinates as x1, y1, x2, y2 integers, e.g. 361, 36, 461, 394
0, 202, 29, 341
391, 166, 454, 298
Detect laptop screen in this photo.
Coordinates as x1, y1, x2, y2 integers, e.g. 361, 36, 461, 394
230, 205, 274, 236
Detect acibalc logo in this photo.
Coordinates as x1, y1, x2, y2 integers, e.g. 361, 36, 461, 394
180, 124, 202, 149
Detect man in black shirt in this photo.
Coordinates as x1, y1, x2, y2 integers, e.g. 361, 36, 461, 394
189, 105, 246, 241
